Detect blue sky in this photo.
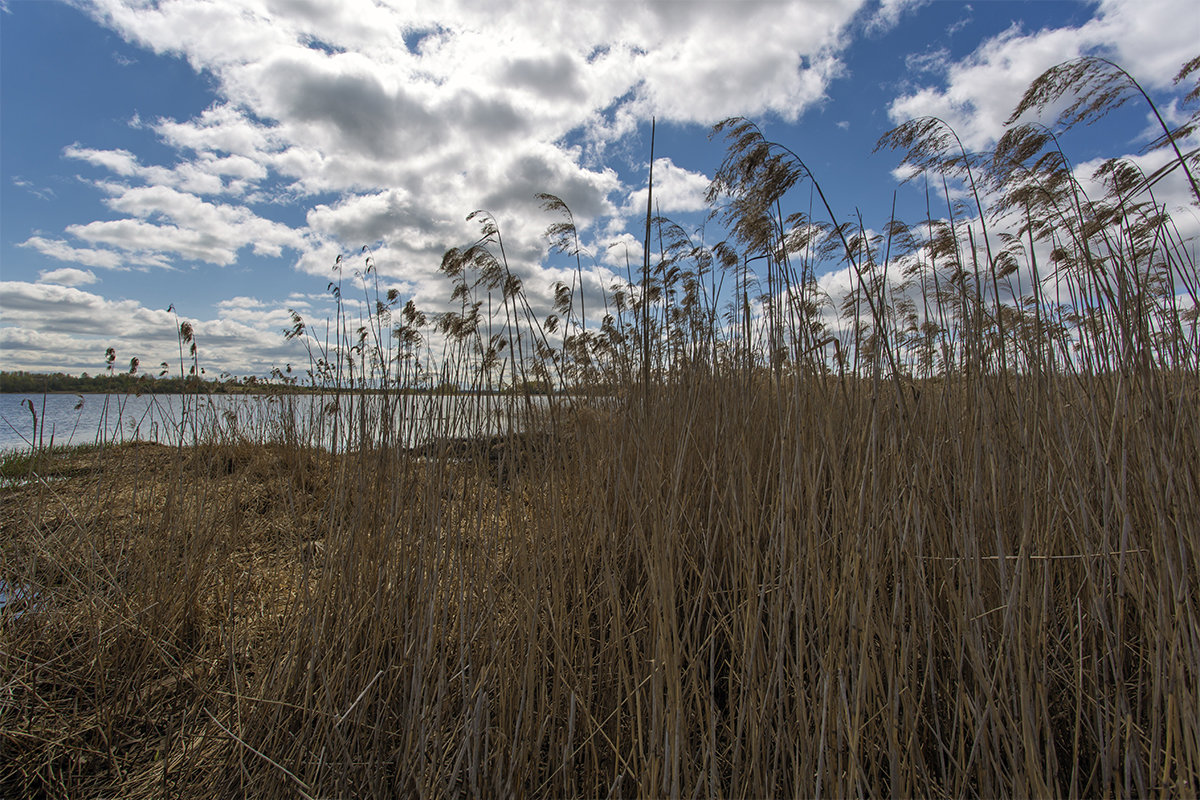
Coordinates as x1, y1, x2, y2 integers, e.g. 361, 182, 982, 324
2, 0, 1197, 377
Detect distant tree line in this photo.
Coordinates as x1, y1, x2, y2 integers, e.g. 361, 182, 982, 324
0, 371, 298, 395
0, 371, 558, 396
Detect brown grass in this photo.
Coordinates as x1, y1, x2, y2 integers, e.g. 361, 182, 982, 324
3, 369, 1197, 797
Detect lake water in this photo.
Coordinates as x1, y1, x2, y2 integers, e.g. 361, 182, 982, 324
0, 392, 553, 453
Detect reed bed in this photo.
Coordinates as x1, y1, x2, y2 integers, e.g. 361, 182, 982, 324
2, 57, 1199, 798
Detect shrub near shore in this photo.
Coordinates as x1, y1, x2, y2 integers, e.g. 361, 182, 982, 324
2, 58, 1199, 797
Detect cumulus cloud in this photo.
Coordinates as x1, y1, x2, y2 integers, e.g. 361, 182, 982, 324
621, 158, 713, 218
37, 268, 99, 287
56, 146, 303, 266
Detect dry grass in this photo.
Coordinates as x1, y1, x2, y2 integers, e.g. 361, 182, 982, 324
3, 56, 1200, 798
3, 372, 1197, 798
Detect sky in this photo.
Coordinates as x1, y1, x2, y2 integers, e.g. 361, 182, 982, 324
1, 0, 1197, 379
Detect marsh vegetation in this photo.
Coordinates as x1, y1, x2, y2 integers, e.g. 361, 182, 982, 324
2, 57, 1199, 798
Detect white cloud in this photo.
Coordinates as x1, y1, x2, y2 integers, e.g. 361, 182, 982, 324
154, 103, 278, 159
904, 48, 949, 76
866, 0, 930, 34
890, 163, 921, 184
11, 176, 57, 201
1072, 149, 1200, 241
216, 295, 266, 312
19, 235, 169, 270
37, 268, 99, 287
887, 0, 1200, 150
64, 144, 143, 176
0, 281, 311, 375
32, 184, 307, 267
598, 231, 646, 273
621, 158, 713, 218
65, 143, 267, 197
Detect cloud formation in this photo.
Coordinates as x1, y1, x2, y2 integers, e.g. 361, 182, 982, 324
888, 0, 1200, 150
37, 268, 99, 287
0, 280, 311, 375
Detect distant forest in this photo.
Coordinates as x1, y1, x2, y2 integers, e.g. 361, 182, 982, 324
0, 371, 296, 395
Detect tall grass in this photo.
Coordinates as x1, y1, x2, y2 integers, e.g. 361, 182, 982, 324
2, 57, 1198, 798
